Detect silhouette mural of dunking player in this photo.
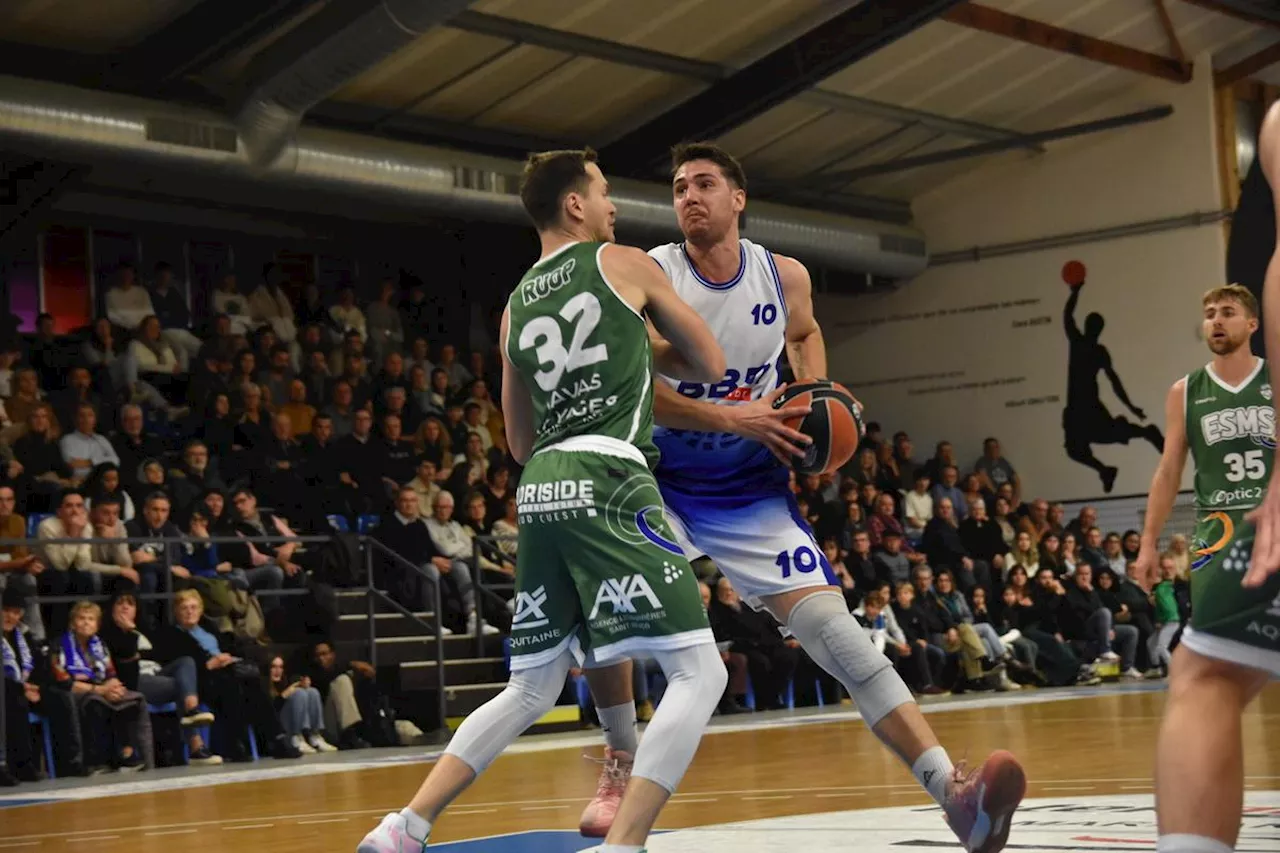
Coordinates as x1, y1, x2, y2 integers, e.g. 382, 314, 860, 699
1061, 260, 1164, 493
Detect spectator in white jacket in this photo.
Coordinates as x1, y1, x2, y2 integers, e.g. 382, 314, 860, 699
104, 263, 154, 332
212, 271, 254, 335
902, 471, 933, 545
127, 316, 180, 377
329, 287, 367, 340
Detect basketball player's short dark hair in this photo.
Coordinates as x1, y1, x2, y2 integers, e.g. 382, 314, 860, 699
1202, 283, 1258, 318
519, 148, 599, 231
671, 142, 747, 191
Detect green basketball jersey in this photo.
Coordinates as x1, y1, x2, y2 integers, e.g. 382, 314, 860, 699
504, 241, 658, 466
1184, 361, 1275, 514
1182, 360, 1280, 653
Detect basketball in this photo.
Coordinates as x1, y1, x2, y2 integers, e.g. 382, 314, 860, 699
1062, 259, 1087, 287
771, 379, 864, 475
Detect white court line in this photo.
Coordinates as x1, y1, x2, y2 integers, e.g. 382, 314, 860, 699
143, 829, 196, 837
742, 796, 794, 802
668, 798, 721, 805
67, 838, 117, 844
1041, 785, 1097, 792
3, 774, 1274, 844
1121, 785, 1153, 790
0, 683, 1192, 807
817, 793, 865, 799
222, 824, 275, 831
296, 818, 349, 825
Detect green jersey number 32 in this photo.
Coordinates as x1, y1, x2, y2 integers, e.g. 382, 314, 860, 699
518, 292, 610, 392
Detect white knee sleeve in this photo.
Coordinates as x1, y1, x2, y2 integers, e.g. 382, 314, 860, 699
631, 643, 726, 793
786, 591, 914, 727
445, 650, 573, 774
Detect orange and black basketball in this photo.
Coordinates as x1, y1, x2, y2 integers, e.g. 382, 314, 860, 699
772, 379, 864, 475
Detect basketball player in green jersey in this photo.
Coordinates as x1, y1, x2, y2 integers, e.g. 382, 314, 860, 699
1136, 283, 1280, 853
358, 149, 727, 853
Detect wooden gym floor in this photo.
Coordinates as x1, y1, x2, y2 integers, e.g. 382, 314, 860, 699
2, 684, 1279, 852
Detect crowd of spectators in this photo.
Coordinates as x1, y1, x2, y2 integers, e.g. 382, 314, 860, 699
0, 258, 1197, 786
779, 431, 1192, 702
0, 260, 519, 785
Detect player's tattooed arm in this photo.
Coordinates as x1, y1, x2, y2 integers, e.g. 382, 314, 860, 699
1246, 101, 1280, 585
499, 307, 535, 465
775, 254, 827, 380
1137, 378, 1189, 587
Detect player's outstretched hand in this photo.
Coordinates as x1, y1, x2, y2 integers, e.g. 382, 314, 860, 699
730, 384, 811, 464
1132, 544, 1160, 590
1245, 474, 1280, 587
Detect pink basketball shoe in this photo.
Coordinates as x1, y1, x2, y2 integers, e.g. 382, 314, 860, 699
358, 812, 426, 853
941, 750, 1027, 853
578, 748, 634, 837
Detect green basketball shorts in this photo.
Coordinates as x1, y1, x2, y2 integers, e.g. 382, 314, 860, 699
507, 441, 712, 671
1183, 508, 1280, 676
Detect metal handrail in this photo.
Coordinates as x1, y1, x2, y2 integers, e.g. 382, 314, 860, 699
470, 534, 517, 657
363, 537, 448, 729
1, 530, 468, 766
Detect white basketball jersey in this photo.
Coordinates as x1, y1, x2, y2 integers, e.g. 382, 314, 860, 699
648, 238, 790, 500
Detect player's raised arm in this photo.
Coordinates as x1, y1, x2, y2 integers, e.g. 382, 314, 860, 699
600, 243, 725, 382
776, 254, 828, 381
1247, 103, 1280, 586
498, 306, 535, 465
1137, 378, 1190, 586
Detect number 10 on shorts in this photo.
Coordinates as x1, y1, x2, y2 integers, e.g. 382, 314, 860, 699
776, 546, 819, 578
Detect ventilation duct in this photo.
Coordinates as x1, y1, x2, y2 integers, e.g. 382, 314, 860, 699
237, 0, 477, 168
0, 77, 928, 276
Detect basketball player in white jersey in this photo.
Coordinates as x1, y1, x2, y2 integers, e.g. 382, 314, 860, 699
576, 143, 1025, 853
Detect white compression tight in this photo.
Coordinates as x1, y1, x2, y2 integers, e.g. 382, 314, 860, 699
785, 591, 915, 727
631, 642, 726, 792
446, 642, 726, 791
444, 648, 575, 775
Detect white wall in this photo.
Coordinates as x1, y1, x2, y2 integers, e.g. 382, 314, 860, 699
821, 61, 1226, 502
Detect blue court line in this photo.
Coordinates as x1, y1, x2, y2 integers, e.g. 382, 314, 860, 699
428, 830, 600, 852
0, 797, 56, 809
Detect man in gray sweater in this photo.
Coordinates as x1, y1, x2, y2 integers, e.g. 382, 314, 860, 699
423, 491, 496, 636
873, 530, 913, 587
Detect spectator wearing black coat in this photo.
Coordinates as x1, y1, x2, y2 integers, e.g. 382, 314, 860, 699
888, 582, 948, 694
958, 498, 1007, 581
97, 586, 220, 765
124, 492, 190, 602
336, 409, 384, 513
708, 577, 798, 711
151, 589, 297, 762
373, 487, 456, 626
922, 498, 990, 594
110, 404, 168, 491
1, 585, 82, 781
1061, 563, 1137, 673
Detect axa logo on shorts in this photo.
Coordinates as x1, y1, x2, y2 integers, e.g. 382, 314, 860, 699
512, 585, 549, 631
1200, 406, 1276, 445
1211, 486, 1265, 506
588, 575, 662, 620
520, 257, 576, 307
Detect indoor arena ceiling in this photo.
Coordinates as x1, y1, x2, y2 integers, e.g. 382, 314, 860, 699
1, 0, 1278, 222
